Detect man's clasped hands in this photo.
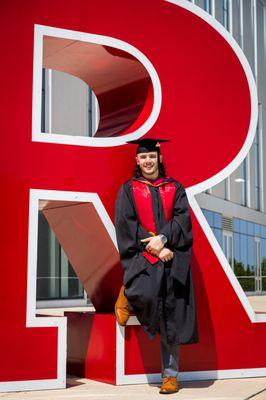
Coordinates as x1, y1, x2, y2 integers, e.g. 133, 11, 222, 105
141, 235, 174, 262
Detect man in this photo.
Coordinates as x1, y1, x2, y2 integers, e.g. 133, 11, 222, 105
114, 138, 198, 394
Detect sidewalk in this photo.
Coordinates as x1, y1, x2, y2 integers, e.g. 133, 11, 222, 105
0, 376, 265, 400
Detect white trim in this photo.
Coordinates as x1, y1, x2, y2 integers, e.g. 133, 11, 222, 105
0, 189, 118, 393
43, 68, 51, 133
222, 229, 233, 268
116, 323, 126, 385
48, 69, 52, 133
0, 379, 65, 392
32, 25, 161, 147
36, 298, 87, 309
118, 368, 266, 385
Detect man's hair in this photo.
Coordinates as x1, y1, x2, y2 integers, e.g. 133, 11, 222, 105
133, 159, 167, 178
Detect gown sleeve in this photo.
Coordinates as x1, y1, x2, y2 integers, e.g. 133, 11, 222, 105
114, 182, 155, 286
158, 183, 193, 285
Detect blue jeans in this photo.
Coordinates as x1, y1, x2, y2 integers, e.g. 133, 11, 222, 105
159, 318, 179, 378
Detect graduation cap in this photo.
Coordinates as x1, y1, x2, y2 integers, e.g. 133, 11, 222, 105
126, 138, 169, 154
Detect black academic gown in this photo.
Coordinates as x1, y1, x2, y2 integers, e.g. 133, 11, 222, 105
114, 177, 199, 345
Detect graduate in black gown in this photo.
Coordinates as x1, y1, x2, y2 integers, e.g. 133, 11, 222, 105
114, 138, 198, 394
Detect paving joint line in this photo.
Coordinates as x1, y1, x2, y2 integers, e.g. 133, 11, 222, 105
243, 387, 266, 400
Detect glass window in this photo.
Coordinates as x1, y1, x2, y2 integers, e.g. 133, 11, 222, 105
262, 226, 266, 239
223, 233, 228, 256
240, 159, 248, 206
214, 212, 222, 228
232, 0, 241, 44
232, 219, 266, 293
247, 236, 255, 276
261, 239, 266, 291
222, 0, 230, 30
215, 0, 223, 23
234, 233, 255, 292
233, 218, 240, 233
37, 212, 84, 301
240, 234, 248, 271
201, 209, 223, 249
228, 235, 233, 267
223, 232, 233, 267
253, 106, 262, 211
203, 209, 213, 227
254, 223, 261, 237
239, 219, 247, 234
238, 277, 255, 292
204, 0, 212, 13
205, 215, 266, 293
242, 0, 255, 73
213, 228, 223, 247
233, 232, 241, 264
247, 221, 254, 236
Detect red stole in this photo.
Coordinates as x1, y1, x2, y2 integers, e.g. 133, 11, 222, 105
132, 179, 176, 264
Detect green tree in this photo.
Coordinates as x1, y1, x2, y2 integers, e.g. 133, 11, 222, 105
233, 260, 245, 276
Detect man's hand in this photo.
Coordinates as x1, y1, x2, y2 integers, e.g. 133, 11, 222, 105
141, 235, 165, 255
158, 248, 174, 262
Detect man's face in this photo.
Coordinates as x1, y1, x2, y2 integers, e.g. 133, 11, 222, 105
135, 151, 162, 177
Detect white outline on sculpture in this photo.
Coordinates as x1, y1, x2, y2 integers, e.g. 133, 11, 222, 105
32, 25, 162, 147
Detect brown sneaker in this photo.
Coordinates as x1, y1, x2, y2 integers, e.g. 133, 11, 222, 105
159, 376, 179, 394
115, 285, 132, 326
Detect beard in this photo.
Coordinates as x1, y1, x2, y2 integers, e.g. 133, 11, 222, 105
133, 161, 166, 179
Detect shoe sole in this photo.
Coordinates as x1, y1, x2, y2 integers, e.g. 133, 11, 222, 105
159, 390, 179, 394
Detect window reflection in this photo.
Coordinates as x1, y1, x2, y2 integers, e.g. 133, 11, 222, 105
222, 0, 229, 30
204, 0, 212, 14
233, 218, 266, 293
202, 210, 266, 294
37, 213, 84, 300
262, 238, 266, 291
202, 209, 223, 247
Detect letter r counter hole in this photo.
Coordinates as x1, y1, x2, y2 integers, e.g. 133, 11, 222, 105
36, 199, 121, 313
41, 36, 154, 139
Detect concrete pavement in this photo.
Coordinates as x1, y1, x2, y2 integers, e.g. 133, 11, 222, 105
0, 376, 266, 400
